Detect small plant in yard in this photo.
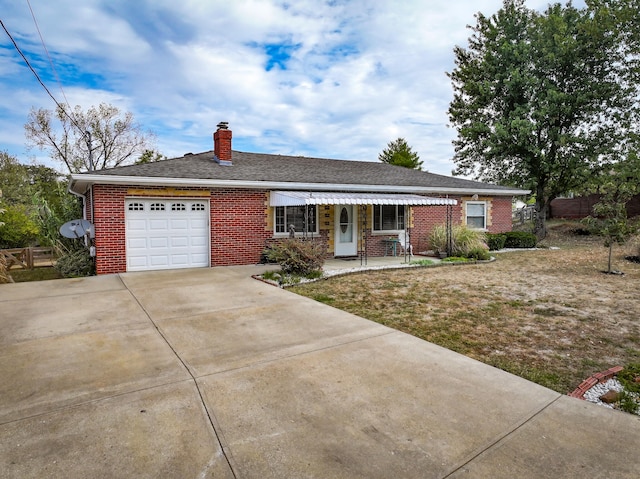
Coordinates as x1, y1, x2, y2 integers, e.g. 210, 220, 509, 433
261, 266, 323, 287
409, 258, 435, 266
265, 238, 326, 275
583, 155, 640, 274
429, 224, 489, 259
441, 256, 470, 263
55, 247, 95, 278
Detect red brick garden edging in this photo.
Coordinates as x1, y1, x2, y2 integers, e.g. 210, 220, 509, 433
568, 366, 623, 399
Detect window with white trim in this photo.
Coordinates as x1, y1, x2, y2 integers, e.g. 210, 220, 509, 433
128, 202, 144, 211
150, 202, 165, 211
373, 205, 405, 232
274, 205, 318, 235
466, 201, 487, 229
171, 203, 186, 211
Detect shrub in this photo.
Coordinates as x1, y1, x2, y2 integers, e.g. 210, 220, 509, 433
486, 233, 507, 251
428, 225, 448, 253
466, 246, 491, 260
503, 231, 537, 248
54, 247, 95, 278
429, 224, 489, 259
0, 205, 39, 248
265, 238, 326, 275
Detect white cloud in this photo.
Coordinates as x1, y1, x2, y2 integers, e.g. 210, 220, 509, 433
0, 0, 587, 176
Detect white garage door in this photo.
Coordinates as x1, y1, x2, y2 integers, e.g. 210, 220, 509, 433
125, 199, 210, 272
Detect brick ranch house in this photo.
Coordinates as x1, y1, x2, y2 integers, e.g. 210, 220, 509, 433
68, 124, 529, 275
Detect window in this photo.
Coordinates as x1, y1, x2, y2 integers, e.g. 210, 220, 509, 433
171, 203, 186, 211
373, 205, 405, 231
466, 202, 486, 229
274, 205, 317, 234
150, 203, 165, 211
191, 203, 205, 211
128, 202, 144, 211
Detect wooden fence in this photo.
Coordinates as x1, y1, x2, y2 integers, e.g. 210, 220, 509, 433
0, 247, 55, 269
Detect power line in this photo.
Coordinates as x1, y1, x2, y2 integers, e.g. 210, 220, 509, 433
26, 0, 72, 110
0, 17, 91, 161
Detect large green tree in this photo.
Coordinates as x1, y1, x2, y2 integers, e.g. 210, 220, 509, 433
0, 151, 81, 249
25, 103, 155, 173
447, 0, 639, 237
378, 138, 423, 170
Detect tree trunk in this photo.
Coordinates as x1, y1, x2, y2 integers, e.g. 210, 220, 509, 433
534, 196, 548, 240
607, 243, 613, 274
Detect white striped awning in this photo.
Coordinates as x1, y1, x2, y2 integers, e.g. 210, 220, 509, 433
269, 191, 457, 206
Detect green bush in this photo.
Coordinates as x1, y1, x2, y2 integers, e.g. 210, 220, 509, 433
503, 231, 537, 248
0, 205, 39, 248
54, 247, 95, 278
486, 233, 507, 251
265, 238, 326, 275
466, 246, 491, 260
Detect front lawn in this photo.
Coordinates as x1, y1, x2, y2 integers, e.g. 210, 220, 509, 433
290, 222, 640, 395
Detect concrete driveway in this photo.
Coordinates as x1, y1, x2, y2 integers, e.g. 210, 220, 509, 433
1, 266, 638, 478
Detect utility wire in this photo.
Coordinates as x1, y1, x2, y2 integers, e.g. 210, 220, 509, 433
26, 0, 71, 110
1, 18, 65, 113
1, 17, 92, 166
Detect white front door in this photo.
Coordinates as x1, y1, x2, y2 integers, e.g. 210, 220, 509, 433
334, 205, 357, 256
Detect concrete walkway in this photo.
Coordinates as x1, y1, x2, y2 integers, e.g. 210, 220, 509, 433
0, 266, 638, 478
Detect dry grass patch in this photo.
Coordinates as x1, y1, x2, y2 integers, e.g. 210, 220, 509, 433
290, 223, 640, 394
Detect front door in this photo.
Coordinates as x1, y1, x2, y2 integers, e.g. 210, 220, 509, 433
334, 205, 357, 256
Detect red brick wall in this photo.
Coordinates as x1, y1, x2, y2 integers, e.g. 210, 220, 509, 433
91, 185, 270, 274
92, 185, 127, 275
90, 185, 516, 274
210, 189, 270, 266
488, 196, 514, 233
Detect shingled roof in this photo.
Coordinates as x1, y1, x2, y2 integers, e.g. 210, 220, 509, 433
70, 149, 528, 196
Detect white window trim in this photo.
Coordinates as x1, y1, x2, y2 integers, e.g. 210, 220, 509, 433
273, 205, 319, 237
465, 201, 487, 230
371, 204, 406, 234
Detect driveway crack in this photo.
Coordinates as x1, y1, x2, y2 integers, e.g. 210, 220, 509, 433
120, 275, 238, 478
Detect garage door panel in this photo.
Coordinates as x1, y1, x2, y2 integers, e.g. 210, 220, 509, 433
170, 254, 189, 266
126, 199, 210, 272
150, 255, 170, 266
128, 256, 149, 268
128, 238, 148, 249
191, 218, 208, 228
171, 237, 189, 247
170, 219, 189, 229
191, 237, 207, 247
149, 219, 169, 230
149, 237, 169, 248
127, 219, 148, 231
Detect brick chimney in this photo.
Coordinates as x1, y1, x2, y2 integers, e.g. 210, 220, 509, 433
213, 122, 232, 165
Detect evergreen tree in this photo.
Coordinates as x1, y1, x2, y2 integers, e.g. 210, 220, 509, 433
378, 138, 423, 170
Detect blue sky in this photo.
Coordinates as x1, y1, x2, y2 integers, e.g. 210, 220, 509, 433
0, 0, 584, 176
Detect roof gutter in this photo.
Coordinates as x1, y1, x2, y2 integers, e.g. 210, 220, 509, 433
69, 174, 530, 197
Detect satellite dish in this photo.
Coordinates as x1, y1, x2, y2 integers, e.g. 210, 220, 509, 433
60, 219, 95, 239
